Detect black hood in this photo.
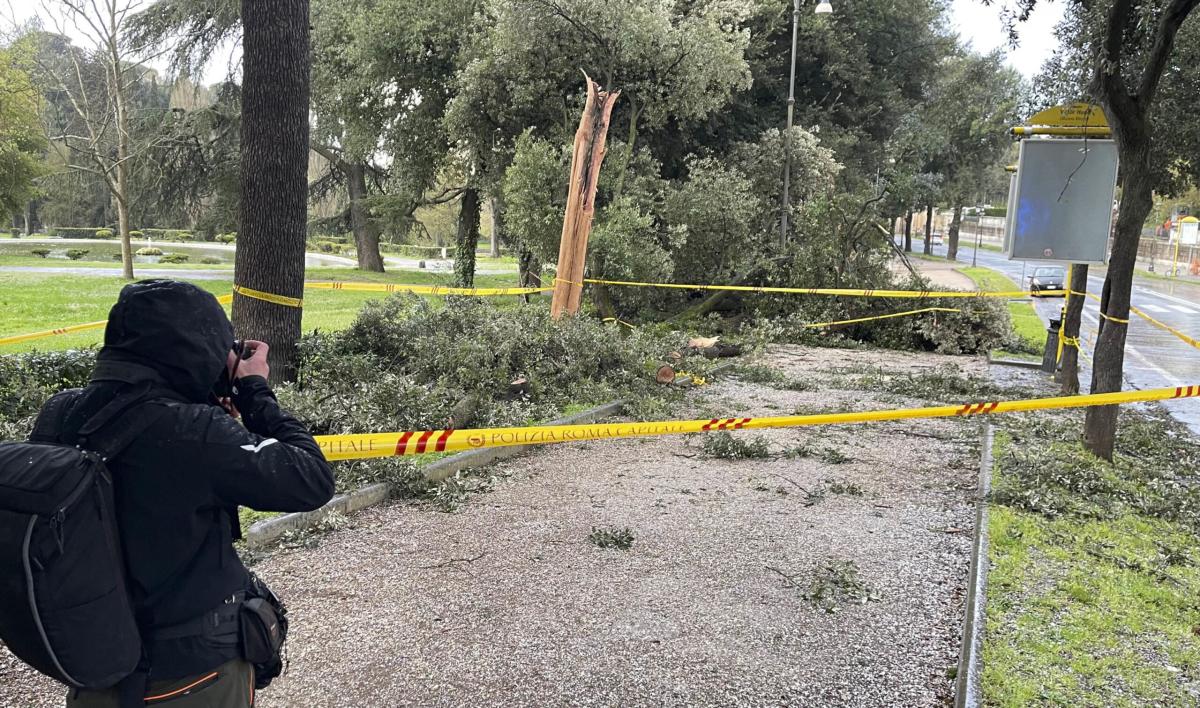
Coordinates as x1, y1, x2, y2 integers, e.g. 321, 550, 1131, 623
92, 280, 234, 403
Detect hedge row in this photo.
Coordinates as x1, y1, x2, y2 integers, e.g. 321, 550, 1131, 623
44, 227, 198, 241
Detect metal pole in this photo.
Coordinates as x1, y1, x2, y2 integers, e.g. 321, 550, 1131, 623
973, 224, 981, 267
780, 0, 800, 246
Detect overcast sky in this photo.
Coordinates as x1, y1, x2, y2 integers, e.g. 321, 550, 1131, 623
9, 0, 1066, 82
949, 0, 1066, 78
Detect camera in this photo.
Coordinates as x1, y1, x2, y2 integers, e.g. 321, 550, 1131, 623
232, 339, 253, 361
212, 340, 254, 401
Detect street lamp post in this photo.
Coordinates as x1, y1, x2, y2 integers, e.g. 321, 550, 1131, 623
780, 0, 832, 247
973, 205, 983, 267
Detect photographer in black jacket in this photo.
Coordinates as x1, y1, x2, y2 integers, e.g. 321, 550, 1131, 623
30, 280, 335, 707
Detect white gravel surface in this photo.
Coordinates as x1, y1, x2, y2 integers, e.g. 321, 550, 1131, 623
1, 346, 986, 707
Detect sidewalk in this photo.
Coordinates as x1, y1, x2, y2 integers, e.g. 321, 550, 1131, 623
894, 253, 975, 290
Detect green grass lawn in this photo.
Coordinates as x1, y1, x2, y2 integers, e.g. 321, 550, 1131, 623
983, 426, 1200, 706
0, 268, 523, 353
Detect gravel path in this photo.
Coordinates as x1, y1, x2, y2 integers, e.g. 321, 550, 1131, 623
1, 346, 984, 707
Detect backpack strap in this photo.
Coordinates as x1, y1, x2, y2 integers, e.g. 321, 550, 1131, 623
74, 382, 166, 462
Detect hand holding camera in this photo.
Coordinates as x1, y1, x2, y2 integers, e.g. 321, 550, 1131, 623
229, 340, 270, 381
217, 340, 270, 417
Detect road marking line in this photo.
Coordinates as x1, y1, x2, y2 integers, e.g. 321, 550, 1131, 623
1077, 311, 1184, 387
1170, 305, 1198, 314
1138, 287, 1200, 309
1140, 304, 1170, 313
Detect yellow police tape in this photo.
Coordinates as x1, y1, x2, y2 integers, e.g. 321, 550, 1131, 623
803, 307, 960, 329
0, 294, 234, 347
584, 278, 1036, 299
233, 284, 304, 308
315, 383, 1200, 461
305, 281, 552, 297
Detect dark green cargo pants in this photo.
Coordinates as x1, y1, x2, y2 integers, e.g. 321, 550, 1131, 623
65, 660, 255, 707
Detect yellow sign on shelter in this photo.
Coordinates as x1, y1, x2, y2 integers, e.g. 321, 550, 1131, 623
1026, 103, 1109, 128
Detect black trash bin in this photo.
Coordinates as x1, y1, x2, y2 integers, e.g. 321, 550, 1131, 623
1041, 317, 1062, 373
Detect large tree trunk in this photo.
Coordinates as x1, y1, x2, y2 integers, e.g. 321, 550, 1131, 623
23, 201, 36, 235
1059, 263, 1090, 395
947, 205, 962, 262
903, 209, 913, 252
489, 195, 502, 258
923, 204, 934, 256
347, 162, 384, 272
1084, 139, 1153, 459
455, 188, 480, 287
233, 0, 310, 383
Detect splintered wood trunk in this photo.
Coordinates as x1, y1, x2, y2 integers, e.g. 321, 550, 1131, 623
233, 0, 310, 383
348, 162, 384, 272
947, 205, 962, 262
550, 76, 620, 319
923, 204, 934, 256
1059, 263, 1089, 395
455, 188, 480, 288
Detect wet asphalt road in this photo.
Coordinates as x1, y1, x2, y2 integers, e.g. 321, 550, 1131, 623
935, 243, 1200, 435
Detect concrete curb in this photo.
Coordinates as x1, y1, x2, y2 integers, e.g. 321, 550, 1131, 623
246, 361, 739, 549
986, 353, 1044, 370
246, 401, 626, 548
955, 423, 994, 708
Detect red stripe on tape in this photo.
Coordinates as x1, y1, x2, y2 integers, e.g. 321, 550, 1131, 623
702, 418, 719, 431
435, 429, 454, 453
415, 430, 436, 454
394, 431, 414, 456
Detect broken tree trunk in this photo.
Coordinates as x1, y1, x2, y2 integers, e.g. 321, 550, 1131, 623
550, 75, 620, 319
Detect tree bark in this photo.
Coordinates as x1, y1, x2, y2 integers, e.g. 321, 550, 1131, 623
233, 0, 310, 383
347, 162, 384, 272
489, 195, 502, 258
947, 205, 962, 262
1081, 0, 1200, 459
517, 245, 541, 289
109, 0, 134, 281
23, 201, 35, 235
903, 209, 913, 253
115, 186, 133, 280
923, 204, 934, 256
454, 187, 480, 288
1084, 145, 1152, 460
1059, 264, 1089, 395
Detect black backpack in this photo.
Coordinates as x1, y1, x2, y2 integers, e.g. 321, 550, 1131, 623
0, 391, 161, 690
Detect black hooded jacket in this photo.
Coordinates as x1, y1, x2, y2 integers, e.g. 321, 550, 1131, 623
29, 280, 335, 680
